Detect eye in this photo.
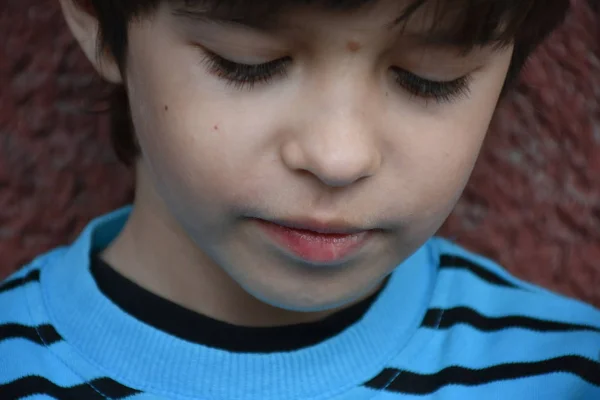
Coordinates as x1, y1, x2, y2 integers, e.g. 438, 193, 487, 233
391, 67, 472, 103
202, 51, 292, 90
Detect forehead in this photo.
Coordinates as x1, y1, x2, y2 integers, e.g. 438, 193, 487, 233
169, 0, 529, 49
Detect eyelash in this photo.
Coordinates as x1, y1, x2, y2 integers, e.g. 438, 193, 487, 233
202, 52, 291, 90
202, 52, 472, 103
391, 67, 472, 103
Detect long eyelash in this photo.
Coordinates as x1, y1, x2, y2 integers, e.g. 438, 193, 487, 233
202, 52, 291, 90
202, 52, 471, 101
392, 68, 472, 104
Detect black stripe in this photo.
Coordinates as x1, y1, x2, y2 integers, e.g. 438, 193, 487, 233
364, 355, 600, 394
0, 376, 141, 400
92, 377, 142, 399
91, 254, 392, 353
422, 306, 600, 334
0, 323, 62, 345
0, 270, 40, 294
439, 255, 520, 289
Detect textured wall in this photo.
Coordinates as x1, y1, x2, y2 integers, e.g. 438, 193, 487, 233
1, 0, 599, 307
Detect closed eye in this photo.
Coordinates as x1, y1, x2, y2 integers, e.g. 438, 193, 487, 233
201, 51, 292, 89
391, 67, 472, 103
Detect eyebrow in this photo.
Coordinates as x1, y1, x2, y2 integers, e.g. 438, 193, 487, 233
171, 5, 283, 33
402, 31, 475, 49
171, 4, 483, 50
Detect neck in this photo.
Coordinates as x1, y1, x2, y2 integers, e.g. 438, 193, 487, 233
101, 164, 377, 327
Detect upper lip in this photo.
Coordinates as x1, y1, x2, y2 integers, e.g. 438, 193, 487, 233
261, 218, 371, 235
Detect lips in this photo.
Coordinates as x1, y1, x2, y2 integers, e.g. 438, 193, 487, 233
255, 219, 373, 264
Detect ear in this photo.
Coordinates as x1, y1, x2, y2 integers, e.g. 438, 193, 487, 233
58, 0, 123, 84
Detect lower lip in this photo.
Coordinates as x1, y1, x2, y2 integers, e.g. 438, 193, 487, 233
256, 220, 372, 264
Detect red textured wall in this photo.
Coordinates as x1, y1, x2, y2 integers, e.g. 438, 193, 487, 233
1, 1, 599, 307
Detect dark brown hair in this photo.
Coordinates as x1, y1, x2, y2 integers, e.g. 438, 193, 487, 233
75, 0, 570, 165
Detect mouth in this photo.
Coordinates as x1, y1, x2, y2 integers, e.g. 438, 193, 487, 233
254, 218, 375, 264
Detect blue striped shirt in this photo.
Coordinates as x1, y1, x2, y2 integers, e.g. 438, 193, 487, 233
1, 207, 599, 399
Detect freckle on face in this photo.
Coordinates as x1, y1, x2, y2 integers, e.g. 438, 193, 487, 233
164, 105, 169, 111
346, 40, 361, 53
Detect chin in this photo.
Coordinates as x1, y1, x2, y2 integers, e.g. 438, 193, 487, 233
247, 280, 378, 314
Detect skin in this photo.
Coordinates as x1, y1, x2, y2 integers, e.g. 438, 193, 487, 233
60, 0, 513, 327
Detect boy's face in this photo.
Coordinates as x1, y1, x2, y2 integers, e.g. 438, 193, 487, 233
73, 0, 512, 312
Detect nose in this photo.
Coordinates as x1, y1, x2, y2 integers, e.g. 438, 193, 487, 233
281, 102, 382, 188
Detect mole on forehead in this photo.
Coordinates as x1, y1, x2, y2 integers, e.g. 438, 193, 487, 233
346, 40, 362, 52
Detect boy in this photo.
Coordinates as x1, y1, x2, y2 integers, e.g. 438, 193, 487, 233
1, 0, 599, 399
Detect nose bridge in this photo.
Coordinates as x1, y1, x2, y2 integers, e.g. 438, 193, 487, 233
282, 75, 382, 188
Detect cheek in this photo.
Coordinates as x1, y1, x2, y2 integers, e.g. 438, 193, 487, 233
389, 96, 499, 226
419, 71, 506, 191
130, 99, 239, 210
125, 59, 282, 219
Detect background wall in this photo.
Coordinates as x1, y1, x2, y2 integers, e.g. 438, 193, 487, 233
1, 0, 599, 307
